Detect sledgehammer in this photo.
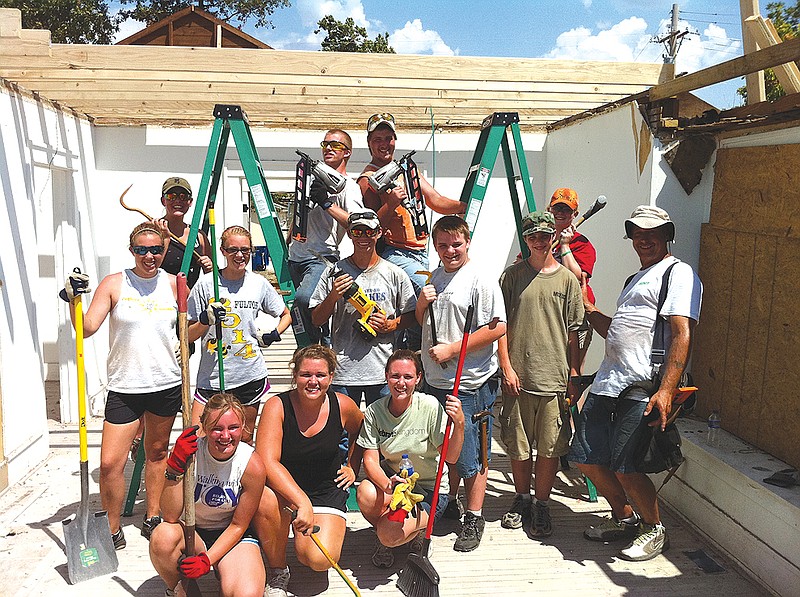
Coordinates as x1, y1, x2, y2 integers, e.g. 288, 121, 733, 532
417, 270, 446, 369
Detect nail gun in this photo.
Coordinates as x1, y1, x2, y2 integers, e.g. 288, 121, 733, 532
329, 268, 386, 340
367, 150, 429, 240
292, 150, 349, 243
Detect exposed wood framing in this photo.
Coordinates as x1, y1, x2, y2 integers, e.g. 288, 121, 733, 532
744, 15, 800, 94
0, 8, 670, 130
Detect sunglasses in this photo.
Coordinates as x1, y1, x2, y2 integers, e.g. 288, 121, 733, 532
221, 246, 252, 256
164, 192, 191, 201
367, 112, 395, 128
132, 245, 164, 255
320, 140, 350, 151
349, 227, 380, 238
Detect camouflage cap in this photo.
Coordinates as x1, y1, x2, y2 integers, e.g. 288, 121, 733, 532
521, 211, 556, 236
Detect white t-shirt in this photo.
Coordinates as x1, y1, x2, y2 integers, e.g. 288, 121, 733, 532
288, 178, 363, 262
421, 260, 506, 392
591, 256, 702, 400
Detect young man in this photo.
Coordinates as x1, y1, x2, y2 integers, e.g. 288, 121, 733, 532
547, 188, 597, 368
570, 205, 702, 561
416, 215, 506, 552
310, 210, 416, 407
497, 211, 584, 539
289, 129, 364, 345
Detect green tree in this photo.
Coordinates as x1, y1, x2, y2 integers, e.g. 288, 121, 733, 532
0, 0, 119, 43
315, 15, 395, 53
118, 0, 290, 28
738, 1, 800, 102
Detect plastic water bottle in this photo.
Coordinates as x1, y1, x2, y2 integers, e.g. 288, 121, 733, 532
706, 410, 721, 447
399, 454, 414, 478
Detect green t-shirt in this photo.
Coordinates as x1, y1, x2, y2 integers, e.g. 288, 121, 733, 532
499, 262, 584, 394
356, 391, 448, 493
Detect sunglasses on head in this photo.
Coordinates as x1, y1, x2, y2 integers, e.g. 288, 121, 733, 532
164, 192, 191, 202
367, 112, 395, 128
349, 227, 380, 238
132, 245, 164, 255
320, 140, 350, 151
221, 246, 252, 255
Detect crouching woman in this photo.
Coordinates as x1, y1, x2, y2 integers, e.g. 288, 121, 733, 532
149, 393, 266, 597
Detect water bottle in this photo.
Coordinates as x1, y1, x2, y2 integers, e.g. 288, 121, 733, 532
706, 410, 720, 447
399, 454, 414, 478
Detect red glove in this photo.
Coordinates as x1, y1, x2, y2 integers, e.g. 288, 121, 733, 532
179, 552, 211, 579
166, 426, 199, 474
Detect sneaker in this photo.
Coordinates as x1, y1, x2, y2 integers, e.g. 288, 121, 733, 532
371, 538, 394, 568
111, 527, 126, 550
531, 501, 553, 538
618, 522, 669, 561
129, 436, 142, 462
408, 531, 431, 557
165, 584, 187, 597
265, 566, 290, 597
453, 512, 485, 552
442, 495, 463, 520
584, 513, 640, 542
141, 515, 162, 540
501, 494, 528, 529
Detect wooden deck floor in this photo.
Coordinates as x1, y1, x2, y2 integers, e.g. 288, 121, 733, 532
0, 340, 768, 596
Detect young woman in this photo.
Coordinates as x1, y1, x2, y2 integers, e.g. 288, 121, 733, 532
62, 222, 181, 548
253, 345, 364, 597
149, 393, 267, 597
188, 225, 292, 443
356, 350, 465, 567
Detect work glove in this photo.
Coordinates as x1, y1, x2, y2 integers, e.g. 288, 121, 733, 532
257, 329, 282, 348
178, 552, 211, 579
199, 300, 226, 326
59, 270, 91, 302
387, 471, 424, 521
166, 425, 199, 475
309, 179, 330, 207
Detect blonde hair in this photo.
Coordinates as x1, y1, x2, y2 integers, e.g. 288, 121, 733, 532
220, 226, 252, 249
129, 221, 166, 246
200, 392, 248, 436
289, 344, 337, 382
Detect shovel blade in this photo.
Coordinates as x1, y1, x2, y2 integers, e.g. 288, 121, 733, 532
63, 510, 119, 584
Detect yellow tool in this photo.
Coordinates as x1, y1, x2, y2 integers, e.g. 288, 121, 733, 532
330, 269, 385, 339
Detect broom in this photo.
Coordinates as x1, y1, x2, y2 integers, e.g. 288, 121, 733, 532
397, 304, 475, 597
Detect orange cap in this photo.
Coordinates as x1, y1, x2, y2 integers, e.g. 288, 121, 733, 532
549, 188, 578, 210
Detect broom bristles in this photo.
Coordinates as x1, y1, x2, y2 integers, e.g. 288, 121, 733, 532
397, 547, 440, 597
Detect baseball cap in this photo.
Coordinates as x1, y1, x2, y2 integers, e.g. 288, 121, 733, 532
347, 210, 381, 230
549, 188, 579, 210
162, 176, 192, 195
521, 211, 556, 236
367, 113, 396, 133
624, 205, 675, 241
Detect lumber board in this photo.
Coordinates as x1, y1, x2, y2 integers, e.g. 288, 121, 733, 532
745, 15, 800, 93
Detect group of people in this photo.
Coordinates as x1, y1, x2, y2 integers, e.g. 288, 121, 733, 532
59, 111, 702, 596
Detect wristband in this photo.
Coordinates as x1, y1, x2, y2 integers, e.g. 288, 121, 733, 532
165, 469, 183, 481
560, 249, 573, 257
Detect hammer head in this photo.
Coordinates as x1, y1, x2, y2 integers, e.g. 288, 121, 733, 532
416, 269, 433, 285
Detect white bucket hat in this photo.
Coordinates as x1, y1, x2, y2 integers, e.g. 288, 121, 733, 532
624, 205, 675, 241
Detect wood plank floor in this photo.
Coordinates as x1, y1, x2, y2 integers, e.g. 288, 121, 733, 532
0, 339, 768, 597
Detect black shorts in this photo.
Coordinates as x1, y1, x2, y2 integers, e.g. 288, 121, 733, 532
195, 377, 269, 408
105, 385, 182, 424
308, 485, 348, 518
197, 526, 259, 549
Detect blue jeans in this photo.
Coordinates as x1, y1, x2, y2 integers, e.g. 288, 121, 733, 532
568, 389, 651, 474
381, 245, 428, 351
426, 377, 499, 479
289, 257, 332, 345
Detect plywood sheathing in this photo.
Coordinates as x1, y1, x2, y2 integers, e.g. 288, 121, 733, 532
693, 144, 800, 468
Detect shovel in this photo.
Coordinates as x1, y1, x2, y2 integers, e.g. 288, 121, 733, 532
397, 304, 474, 597
177, 273, 203, 597
62, 284, 119, 584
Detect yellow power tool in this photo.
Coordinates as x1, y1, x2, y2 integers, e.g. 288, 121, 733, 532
330, 269, 385, 339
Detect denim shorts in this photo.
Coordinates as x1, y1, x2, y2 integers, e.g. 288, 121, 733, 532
417, 485, 450, 522
568, 389, 653, 474
426, 377, 498, 478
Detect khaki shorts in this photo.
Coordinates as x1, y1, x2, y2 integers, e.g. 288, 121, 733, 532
499, 390, 571, 460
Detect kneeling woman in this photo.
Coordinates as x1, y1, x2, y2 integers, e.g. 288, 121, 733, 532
254, 345, 364, 596
150, 393, 266, 597
356, 350, 464, 567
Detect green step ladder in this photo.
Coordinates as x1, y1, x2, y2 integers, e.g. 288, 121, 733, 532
124, 104, 311, 518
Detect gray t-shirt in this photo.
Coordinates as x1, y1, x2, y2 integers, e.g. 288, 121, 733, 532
310, 257, 415, 385
288, 177, 363, 262
421, 260, 506, 392
189, 270, 286, 389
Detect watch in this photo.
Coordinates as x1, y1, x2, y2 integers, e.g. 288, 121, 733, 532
164, 469, 184, 481
321, 200, 333, 210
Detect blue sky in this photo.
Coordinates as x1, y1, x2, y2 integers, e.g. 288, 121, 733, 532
115, 0, 748, 109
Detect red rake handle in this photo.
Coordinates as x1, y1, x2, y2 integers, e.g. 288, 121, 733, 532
425, 304, 474, 541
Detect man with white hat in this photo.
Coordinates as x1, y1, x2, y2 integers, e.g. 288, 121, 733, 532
569, 205, 702, 562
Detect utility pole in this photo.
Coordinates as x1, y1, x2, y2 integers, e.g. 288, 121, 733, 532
657, 4, 689, 64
